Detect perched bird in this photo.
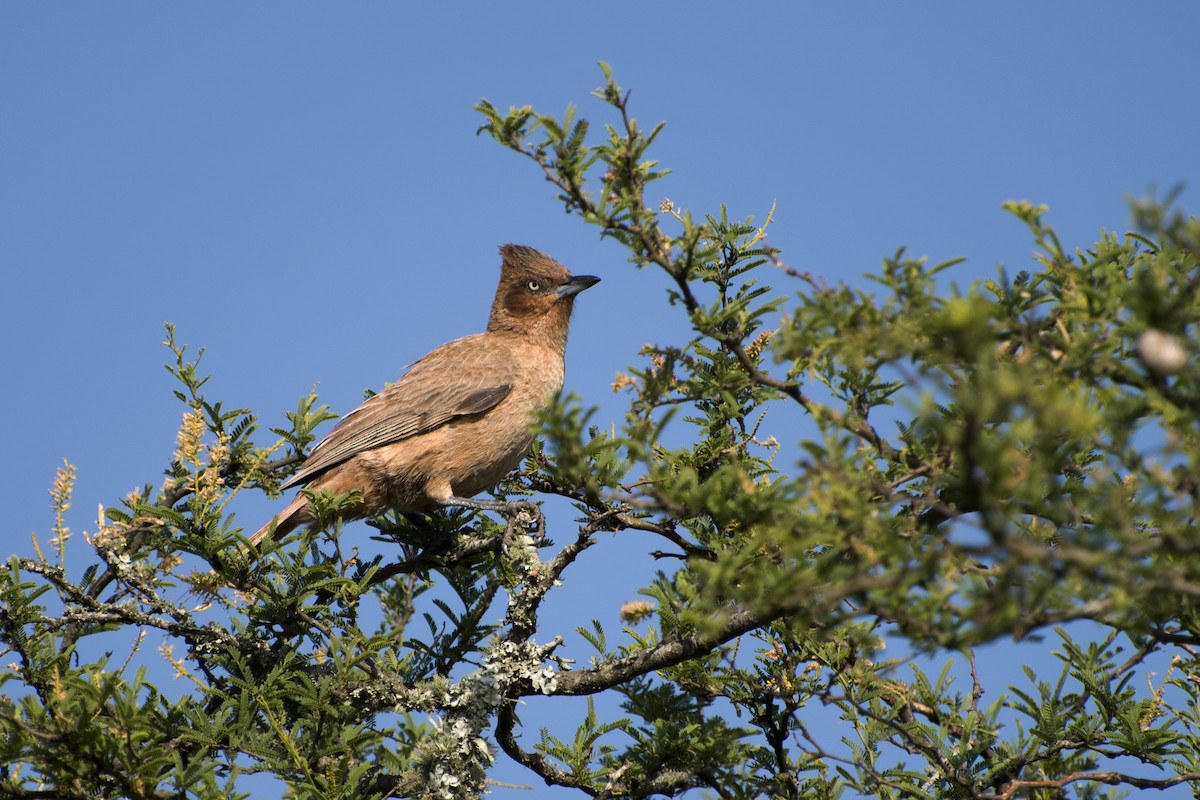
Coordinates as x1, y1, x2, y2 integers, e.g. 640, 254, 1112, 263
248, 244, 599, 547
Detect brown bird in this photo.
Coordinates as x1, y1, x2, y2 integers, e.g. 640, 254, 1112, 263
248, 244, 599, 547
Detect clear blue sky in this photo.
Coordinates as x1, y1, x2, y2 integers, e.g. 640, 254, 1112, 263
4, 3, 1199, 796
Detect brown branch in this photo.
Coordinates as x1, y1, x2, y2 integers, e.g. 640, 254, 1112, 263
615, 513, 715, 561
16, 558, 247, 653
551, 605, 771, 696
502, 514, 600, 643
361, 531, 508, 588
494, 702, 593, 795
984, 770, 1200, 799
527, 474, 716, 561
495, 701, 704, 799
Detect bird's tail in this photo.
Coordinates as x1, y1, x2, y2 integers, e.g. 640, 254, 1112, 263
247, 494, 309, 548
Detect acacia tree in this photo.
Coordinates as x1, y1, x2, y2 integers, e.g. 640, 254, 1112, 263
3, 67, 1199, 799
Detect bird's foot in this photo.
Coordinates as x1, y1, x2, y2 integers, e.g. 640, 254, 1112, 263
441, 496, 517, 513
441, 496, 544, 536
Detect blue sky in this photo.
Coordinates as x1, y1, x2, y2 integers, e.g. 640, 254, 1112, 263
4, 3, 1199, 796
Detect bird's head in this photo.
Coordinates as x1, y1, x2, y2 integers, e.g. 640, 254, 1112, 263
487, 244, 599, 345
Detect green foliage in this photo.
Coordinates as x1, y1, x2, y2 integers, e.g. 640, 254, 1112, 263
3, 66, 1199, 799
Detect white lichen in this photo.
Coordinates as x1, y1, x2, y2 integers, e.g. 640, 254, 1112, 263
412, 638, 557, 798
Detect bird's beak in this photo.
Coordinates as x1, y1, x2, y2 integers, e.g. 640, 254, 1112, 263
557, 274, 601, 297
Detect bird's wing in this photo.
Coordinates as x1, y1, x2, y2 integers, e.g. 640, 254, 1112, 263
282, 336, 517, 489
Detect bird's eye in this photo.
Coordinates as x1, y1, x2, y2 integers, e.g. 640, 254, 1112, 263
526, 279, 542, 292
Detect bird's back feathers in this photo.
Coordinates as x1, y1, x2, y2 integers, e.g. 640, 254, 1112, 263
282, 334, 519, 489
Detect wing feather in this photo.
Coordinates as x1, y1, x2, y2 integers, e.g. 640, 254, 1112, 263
282, 336, 517, 489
